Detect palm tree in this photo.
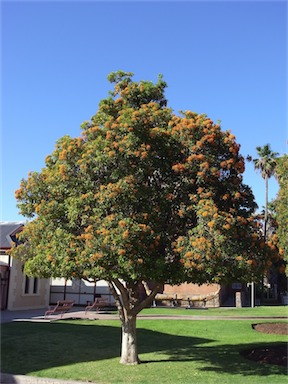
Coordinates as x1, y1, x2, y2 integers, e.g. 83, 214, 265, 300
249, 144, 279, 240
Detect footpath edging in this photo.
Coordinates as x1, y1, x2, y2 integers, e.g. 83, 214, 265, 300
0, 373, 92, 384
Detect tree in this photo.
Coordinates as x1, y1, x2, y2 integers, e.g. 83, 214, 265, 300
275, 154, 288, 258
273, 155, 288, 294
248, 144, 279, 240
256, 200, 286, 297
10, 71, 275, 365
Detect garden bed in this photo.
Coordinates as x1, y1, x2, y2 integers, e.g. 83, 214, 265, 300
241, 323, 287, 366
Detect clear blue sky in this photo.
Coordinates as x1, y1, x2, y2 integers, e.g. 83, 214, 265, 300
1, 0, 287, 222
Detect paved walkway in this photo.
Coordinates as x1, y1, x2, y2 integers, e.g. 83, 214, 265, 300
0, 373, 92, 384
1, 307, 287, 324
0, 307, 103, 324
1, 308, 287, 384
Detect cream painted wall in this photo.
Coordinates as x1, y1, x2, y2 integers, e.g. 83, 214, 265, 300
7, 258, 50, 310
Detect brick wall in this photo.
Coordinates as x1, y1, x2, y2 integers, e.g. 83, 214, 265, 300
153, 283, 222, 308
164, 282, 220, 296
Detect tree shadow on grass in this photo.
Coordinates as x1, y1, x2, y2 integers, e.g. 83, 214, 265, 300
1, 321, 286, 379
137, 328, 287, 376
142, 341, 287, 375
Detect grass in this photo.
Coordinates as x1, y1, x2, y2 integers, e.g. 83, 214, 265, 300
1, 312, 287, 384
140, 305, 288, 317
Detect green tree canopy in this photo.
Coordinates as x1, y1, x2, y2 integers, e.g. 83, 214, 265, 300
11, 71, 277, 365
253, 144, 279, 179
275, 154, 288, 258
248, 144, 279, 239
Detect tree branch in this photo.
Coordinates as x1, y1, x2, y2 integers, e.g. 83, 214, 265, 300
111, 279, 132, 318
107, 280, 125, 320
131, 283, 162, 316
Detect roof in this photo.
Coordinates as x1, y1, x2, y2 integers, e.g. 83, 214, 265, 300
0, 222, 24, 249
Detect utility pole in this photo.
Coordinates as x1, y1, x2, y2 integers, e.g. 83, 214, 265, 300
251, 282, 255, 308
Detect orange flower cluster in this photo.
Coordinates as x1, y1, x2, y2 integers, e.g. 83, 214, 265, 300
59, 150, 67, 160
59, 164, 66, 176
187, 153, 205, 163
90, 252, 103, 261
172, 163, 186, 173
80, 233, 93, 240
166, 193, 175, 200
133, 143, 151, 159
100, 228, 109, 236
119, 220, 126, 228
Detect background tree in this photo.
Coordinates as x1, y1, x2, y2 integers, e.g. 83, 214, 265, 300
11, 71, 276, 365
274, 154, 288, 258
257, 200, 286, 298
273, 155, 288, 295
248, 144, 279, 240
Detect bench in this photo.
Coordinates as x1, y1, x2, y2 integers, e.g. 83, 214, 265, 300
85, 297, 109, 314
45, 300, 75, 319
152, 293, 179, 307
152, 292, 218, 308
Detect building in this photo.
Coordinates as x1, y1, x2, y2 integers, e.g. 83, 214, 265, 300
49, 277, 115, 306
0, 222, 50, 310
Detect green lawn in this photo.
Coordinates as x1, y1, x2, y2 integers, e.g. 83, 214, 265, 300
1, 316, 287, 384
140, 305, 288, 317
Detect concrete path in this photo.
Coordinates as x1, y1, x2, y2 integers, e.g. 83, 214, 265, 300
1, 307, 287, 323
0, 373, 92, 384
0, 307, 103, 324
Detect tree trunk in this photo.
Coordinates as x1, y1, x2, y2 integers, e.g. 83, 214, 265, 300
120, 314, 140, 365
264, 175, 268, 240
261, 175, 269, 303
108, 279, 161, 365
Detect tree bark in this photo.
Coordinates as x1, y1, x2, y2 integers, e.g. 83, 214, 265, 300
120, 314, 140, 365
264, 175, 268, 240
108, 279, 162, 365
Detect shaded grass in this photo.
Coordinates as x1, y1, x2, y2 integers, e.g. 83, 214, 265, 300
1, 319, 287, 384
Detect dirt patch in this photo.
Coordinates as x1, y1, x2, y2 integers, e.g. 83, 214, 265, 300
241, 323, 288, 367
253, 322, 288, 335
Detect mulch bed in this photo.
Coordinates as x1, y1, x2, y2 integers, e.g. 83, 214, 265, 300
253, 323, 288, 335
240, 323, 288, 367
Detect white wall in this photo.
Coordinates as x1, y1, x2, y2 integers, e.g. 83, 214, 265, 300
50, 278, 115, 305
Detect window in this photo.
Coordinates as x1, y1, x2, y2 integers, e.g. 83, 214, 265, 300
24, 275, 30, 294
33, 278, 38, 294
23, 275, 39, 295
